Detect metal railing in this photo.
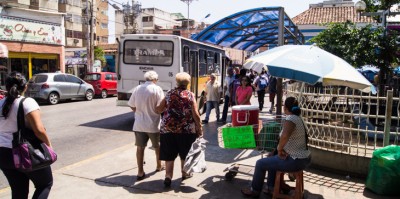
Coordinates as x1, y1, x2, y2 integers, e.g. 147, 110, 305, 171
286, 83, 400, 157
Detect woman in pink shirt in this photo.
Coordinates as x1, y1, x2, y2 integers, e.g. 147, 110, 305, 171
235, 76, 253, 105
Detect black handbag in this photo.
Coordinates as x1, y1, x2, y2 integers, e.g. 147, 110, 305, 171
12, 98, 57, 172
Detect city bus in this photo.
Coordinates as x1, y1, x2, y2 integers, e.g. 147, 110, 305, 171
116, 34, 229, 110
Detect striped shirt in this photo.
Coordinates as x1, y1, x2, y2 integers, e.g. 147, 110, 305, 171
280, 115, 311, 159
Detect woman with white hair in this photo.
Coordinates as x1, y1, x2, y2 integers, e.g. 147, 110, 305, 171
156, 72, 203, 187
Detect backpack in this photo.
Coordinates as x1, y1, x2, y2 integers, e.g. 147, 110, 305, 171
258, 76, 268, 90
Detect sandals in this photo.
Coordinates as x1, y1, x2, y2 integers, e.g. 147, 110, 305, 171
164, 177, 172, 187
241, 187, 260, 198
136, 173, 146, 181
155, 166, 165, 172
182, 173, 193, 181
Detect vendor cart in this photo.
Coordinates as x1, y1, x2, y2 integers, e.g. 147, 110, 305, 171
218, 118, 284, 181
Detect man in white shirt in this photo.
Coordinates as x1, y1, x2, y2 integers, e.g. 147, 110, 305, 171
202, 73, 221, 124
127, 71, 164, 181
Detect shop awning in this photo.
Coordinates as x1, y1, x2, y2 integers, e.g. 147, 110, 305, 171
192, 7, 304, 52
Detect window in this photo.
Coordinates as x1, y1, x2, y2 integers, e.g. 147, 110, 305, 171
199, 50, 207, 76
112, 74, 118, 80
66, 75, 82, 84
173, 31, 180, 36
66, 30, 73, 37
84, 74, 100, 81
31, 75, 47, 83
142, 16, 153, 22
101, 23, 108, 29
182, 46, 190, 72
54, 75, 66, 82
105, 74, 113, 80
101, 37, 108, 43
124, 40, 174, 66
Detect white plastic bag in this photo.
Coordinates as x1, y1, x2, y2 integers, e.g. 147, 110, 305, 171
183, 137, 207, 175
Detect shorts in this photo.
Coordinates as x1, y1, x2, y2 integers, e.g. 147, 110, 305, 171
160, 133, 197, 161
134, 132, 160, 148
269, 92, 276, 101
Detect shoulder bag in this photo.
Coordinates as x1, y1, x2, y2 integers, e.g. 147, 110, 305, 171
12, 98, 57, 172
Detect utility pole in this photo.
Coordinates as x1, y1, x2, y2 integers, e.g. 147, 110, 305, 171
90, 0, 95, 73
85, 0, 95, 73
85, 0, 91, 72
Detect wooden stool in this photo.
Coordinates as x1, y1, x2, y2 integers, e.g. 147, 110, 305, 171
272, 170, 304, 199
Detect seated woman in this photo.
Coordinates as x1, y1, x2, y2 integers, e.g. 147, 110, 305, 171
241, 97, 311, 197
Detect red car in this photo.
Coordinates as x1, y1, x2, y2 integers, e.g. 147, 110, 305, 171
84, 72, 117, 98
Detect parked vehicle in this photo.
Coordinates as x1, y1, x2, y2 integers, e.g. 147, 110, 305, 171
84, 72, 117, 98
25, 73, 94, 105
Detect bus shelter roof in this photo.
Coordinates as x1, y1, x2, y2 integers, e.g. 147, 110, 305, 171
192, 7, 304, 52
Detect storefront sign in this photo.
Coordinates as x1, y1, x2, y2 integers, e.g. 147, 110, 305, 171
0, 16, 64, 45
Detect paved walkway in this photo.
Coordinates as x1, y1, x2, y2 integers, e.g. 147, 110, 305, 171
0, 95, 397, 199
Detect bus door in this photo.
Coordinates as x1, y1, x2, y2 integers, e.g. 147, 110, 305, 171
189, 51, 199, 98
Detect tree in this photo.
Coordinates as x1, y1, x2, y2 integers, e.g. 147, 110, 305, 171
309, 21, 399, 88
94, 46, 106, 67
363, 0, 400, 12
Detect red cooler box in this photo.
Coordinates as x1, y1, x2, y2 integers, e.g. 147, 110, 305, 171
232, 105, 259, 127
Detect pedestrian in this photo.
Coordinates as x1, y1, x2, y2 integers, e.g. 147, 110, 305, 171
127, 71, 165, 181
202, 73, 221, 124
241, 97, 311, 197
230, 68, 247, 106
253, 70, 269, 111
219, 67, 234, 124
268, 76, 277, 114
235, 76, 253, 105
155, 72, 203, 187
0, 72, 54, 199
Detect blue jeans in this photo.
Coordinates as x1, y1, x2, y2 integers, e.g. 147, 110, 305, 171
205, 101, 220, 121
221, 95, 230, 121
251, 155, 311, 192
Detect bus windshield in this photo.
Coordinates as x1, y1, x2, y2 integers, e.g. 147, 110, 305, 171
123, 40, 174, 66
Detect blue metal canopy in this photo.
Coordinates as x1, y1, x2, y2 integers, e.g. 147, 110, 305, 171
193, 7, 304, 52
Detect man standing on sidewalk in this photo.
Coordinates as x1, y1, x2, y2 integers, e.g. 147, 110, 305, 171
128, 71, 165, 181
202, 73, 221, 124
268, 76, 277, 114
253, 70, 269, 111
219, 68, 234, 124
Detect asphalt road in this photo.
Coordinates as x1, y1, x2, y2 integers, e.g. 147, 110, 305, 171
0, 97, 136, 189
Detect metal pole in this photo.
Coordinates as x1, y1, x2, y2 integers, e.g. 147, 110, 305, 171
85, 0, 90, 73
187, 2, 190, 32
276, 7, 285, 116
89, 0, 95, 72
383, 90, 393, 146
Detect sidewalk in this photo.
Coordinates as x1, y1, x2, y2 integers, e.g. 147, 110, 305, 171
0, 96, 396, 199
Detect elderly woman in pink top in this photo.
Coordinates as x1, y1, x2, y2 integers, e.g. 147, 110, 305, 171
235, 76, 253, 105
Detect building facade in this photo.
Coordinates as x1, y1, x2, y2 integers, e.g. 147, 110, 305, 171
95, 0, 108, 44
0, 4, 65, 88
292, 0, 374, 43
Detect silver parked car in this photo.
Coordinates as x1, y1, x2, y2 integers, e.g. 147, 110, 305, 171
25, 73, 94, 105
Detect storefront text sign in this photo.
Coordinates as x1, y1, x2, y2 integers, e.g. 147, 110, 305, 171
0, 16, 64, 45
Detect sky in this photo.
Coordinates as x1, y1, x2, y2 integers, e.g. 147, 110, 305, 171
107, 0, 326, 42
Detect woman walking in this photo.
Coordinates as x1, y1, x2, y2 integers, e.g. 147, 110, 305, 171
0, 72, 53, 199
156, 72, 203, 187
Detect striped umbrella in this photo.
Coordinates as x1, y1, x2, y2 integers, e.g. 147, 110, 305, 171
244, 45, 375, 93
